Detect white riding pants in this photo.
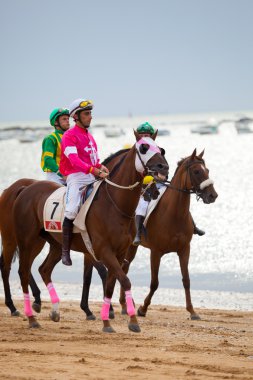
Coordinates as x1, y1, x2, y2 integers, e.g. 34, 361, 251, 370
64, 172, 95, 220
46, 172, 66, 185
135, 183, 165, 217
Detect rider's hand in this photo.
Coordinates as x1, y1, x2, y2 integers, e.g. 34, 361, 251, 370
100, 165, 109, 174
94, 167, 109, 178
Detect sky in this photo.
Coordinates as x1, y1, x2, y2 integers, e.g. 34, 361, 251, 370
0, 0, 253, 122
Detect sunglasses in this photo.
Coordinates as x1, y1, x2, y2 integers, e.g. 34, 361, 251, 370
79, 100, 93, 108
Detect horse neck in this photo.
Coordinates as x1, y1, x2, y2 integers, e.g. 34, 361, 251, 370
107, 147, 143, 215
169, 166, 191, 218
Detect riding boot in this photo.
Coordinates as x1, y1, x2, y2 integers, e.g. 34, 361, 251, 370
62, 218, 74, 266
133, 215, 145, 246
191, 216, 205, 236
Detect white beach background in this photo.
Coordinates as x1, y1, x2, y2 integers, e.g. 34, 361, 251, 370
0, 110, 252, 311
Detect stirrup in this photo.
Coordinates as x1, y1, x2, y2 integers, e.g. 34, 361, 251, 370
132, 236, 141, 246
62, 252, 72, 266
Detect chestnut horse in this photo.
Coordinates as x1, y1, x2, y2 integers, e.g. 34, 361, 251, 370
0, 178, 114, 319
71, 148, 218, 320
11, 132, 169, 332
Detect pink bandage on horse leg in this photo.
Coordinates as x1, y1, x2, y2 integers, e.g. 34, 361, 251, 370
125, 290, 136, 316
100, 297, 111, 320
47, 282, 60, 304
24, 293, 33, 317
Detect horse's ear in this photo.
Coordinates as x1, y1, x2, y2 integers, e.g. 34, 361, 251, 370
190, 148, 197, 160
198, 149, 205, 159
151, 130, 158, 140
134, 129, 141, 141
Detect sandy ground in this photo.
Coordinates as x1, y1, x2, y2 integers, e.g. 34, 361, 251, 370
0, 299, 252, 380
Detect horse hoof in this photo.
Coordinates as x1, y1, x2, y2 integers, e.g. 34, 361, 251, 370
128, 323, 141, 333
50, 311, 60, 322
121, 308, 127, 315
11, 310, 21, 317
109, 311, 115, 319
29, 320, 41, 328
191, 314, 201, 320
137, 307, 146, 317
102, 326, 116, 333
86, 314, 96, 321
32, 302, 41, 313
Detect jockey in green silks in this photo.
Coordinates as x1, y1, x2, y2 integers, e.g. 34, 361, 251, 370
133, 122, 205, 246
41, 108, 70, 185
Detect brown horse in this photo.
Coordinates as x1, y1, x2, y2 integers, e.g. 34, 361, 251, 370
72, 148, 218, 320
119, 148, 218, 320
0, 178, 114, 319
11, 132, 169, 331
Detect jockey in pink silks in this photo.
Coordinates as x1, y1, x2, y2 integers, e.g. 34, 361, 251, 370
59, 98, 109, 266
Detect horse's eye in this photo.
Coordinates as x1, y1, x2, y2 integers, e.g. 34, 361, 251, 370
139, 144, 150, 154
194, 170, 200, 175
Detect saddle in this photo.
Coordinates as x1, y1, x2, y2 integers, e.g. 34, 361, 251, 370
43, 182, 101, 233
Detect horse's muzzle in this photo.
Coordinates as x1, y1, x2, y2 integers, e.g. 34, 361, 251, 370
201, 187, 218, 204
151, 163, 169, 178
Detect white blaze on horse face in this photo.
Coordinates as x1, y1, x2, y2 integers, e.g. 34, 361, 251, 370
199, 178, 214, 190
135, 137, 161, 173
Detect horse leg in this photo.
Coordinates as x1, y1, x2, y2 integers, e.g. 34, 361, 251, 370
18, 239, 45, 328
0, 241, 20, 316
29, 273, 42, 313
138, 250, 161, 317
101, 253, 140, 333
94, 260, 115, 319
178, 246, 200, 320
120, 244, 138, 315
38, 241, 62, 323
80, 255, 96, 320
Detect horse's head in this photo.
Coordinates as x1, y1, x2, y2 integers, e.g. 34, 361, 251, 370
134, 130, 169, 181
178, 148, 218, 204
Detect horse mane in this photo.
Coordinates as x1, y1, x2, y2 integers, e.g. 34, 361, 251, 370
172, 155, 205, 180
102, 148, 130, 166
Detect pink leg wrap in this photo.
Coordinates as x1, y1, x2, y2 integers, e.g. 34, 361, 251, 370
47, 282, 60, 304
125, 290, 136, 316
24, 293, 33, 317
100, 297, 111, 320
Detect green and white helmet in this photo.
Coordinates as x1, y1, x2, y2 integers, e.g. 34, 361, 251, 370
136, 122, 155, 135
50, 108, 69, 127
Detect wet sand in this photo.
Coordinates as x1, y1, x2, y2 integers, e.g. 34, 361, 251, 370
0, 299, 252, 380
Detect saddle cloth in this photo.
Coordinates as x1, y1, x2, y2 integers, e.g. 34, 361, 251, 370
143, 185, 167, 227
43, 181, 103, 259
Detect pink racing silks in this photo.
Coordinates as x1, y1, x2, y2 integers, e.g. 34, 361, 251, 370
24, 293, 33, 317
100, 297, 111, 320
125, 290, 136, 316
47, 282, 60, 304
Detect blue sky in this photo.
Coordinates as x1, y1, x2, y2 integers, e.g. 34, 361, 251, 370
0, 0, 253, 122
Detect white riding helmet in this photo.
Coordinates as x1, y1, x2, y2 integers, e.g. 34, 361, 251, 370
69, 98, 93, 118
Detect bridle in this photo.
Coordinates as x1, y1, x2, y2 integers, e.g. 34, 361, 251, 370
162, 159, 214, 201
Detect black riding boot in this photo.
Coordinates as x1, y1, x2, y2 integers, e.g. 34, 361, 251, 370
62, 218, 74, 266
191, 216, 205, 236
133, 215, 145, 246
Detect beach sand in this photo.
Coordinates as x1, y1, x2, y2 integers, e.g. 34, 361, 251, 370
0, 299, 252, 379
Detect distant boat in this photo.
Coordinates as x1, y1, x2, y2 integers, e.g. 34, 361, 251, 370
158, 129, 170, 136
18, 135, 38, 143
104, 128, 125, 138
191, 125, 219, 135
235, 117, 253, 134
